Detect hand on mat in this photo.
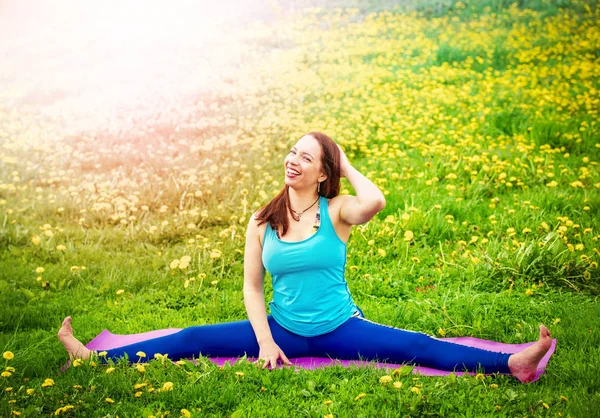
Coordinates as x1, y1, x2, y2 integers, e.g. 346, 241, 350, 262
257, 340, 292, 369
337, 144, 352, 178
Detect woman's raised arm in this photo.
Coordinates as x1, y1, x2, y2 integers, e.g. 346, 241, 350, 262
336, 145, 386, 225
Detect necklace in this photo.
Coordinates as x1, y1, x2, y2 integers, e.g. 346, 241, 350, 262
290, 196, 319, 221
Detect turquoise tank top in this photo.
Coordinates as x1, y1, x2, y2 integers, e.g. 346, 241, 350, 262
262, 195, 357, 337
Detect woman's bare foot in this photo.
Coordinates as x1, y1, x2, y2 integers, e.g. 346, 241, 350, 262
57, 317, 93, 361
508, 325, 552, 383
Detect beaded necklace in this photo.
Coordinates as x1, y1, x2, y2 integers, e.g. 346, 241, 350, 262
276, 200, 321, 240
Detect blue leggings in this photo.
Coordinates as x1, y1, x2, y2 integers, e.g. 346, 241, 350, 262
104, 315, 511, 374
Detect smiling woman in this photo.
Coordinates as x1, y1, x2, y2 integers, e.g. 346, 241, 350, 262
58, 131, 553, 383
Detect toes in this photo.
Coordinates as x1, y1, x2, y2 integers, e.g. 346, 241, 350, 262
539, 324, 550, 338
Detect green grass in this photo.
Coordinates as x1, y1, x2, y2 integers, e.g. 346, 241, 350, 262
1, 0, 599, 416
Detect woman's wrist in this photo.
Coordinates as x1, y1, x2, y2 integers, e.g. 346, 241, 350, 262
257, 335, 275, 345
342, 164, 355, 179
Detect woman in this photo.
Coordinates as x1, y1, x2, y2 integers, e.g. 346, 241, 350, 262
59, 132, 552, 382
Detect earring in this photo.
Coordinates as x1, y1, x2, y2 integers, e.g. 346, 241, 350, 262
317, 181, 321, 194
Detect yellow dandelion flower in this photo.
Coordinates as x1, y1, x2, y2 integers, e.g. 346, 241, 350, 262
105, 397, 114, 404
11, 411, 20, 416
161, 381, 174, 391
324, 414, 333, 418
56, 244, 66, 251
134, 383, 147, 390
393, 381, 403, 389
354, 393, 366, 401
98, 351, 107, 357
392, 365, 413, 376
26, 388, 34, 395
1, 371, 11, 377
35, 267, 44, 274
136, 351, 146, 358
404, 231, 414, 241
3, 351, 14, 360
72, 359, 82, 367
379, 375, 392, 385
135, 391, 143, 398
136, 364, 145, 373
116, 289, 125, 295
324, 399, 333, 406
377, 248, 386, 257
410, 386, 420, 394
54, 405, 74, 415
42, 378, 55, 387
475, 373, 485, 381
525, 289, 533, 296
438, 328, 446, 336
169, 259, 180, 269
32, 235, 40, 246
179, 257, 191, 269
105, 367, 115, 374
490, 384, 498, 389
181, 409, 192, 418
235, 372, 244, 377
210, 249, 222, 259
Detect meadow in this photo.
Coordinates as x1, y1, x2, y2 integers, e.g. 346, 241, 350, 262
1, 0, 599, 416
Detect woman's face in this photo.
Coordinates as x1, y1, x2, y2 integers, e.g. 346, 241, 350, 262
284, 135, 326, 190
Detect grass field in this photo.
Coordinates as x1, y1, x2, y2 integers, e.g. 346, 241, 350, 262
1, 0, 599, 416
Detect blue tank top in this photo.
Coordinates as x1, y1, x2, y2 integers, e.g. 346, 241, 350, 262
262, 195, 357, 337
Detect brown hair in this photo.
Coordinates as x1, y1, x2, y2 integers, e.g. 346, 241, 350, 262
255, 132, 341, 236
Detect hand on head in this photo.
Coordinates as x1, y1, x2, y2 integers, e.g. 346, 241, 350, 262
336, 144, 351, 178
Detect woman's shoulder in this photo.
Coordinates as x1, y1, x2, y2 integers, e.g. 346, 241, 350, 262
248, 211, 268, 247
325, 196, 353, 242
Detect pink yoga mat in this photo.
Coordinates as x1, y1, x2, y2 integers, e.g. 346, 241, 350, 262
82, 327, 556, 382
